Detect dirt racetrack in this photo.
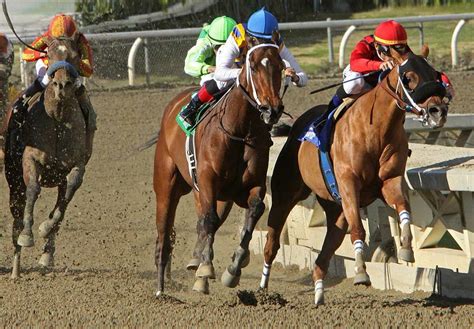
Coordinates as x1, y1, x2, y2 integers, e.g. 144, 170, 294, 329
1, 72, 473, 327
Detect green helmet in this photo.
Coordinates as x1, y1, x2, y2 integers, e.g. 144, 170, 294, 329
207, 16, 237, 46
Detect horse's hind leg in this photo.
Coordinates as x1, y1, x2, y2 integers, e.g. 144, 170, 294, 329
154, 149, 188, 296
381, 176, 414, 263
10, 184, 26, 279
259, 141, 310, 290
312, 198, 344, 305
191, 200, 232, 293
187, 200, 233, 270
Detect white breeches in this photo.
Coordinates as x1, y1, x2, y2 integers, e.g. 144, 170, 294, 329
342, 65, 371, 95
35, 59, 83, 87
200, 73, 229, 89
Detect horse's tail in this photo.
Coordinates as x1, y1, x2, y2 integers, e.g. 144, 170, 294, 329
136, 130, 159, 152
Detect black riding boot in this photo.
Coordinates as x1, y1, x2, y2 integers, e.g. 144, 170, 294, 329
180, 95, 202, 126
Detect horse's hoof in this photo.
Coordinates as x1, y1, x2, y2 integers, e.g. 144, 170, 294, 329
221, 267, 240, 288
186, 258, 200, 271
353, 272, 371, 286
314, 291, 325, 305
398, 247, 415, 263
192, 277, 209, 294
195, 263, 215, 279
38, 253, 54, 268
17, 234, 34, 247
38, 220, 55, 238
11, 270, 20, 280
241, 253, 250, 268
155, 290, 163, 298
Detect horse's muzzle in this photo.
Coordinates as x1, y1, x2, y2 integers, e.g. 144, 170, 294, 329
260, 104, 284, 126
427, 103, 448, 128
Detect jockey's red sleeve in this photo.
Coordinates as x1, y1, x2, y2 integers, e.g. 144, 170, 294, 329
349, 37, 383, 74
22, 35, 48, 62
77, 33, 94, 77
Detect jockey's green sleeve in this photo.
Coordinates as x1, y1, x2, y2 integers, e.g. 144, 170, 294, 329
184, 37, 216, 78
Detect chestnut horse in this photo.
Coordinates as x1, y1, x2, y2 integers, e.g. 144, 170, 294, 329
4, 38, 88, 278
259, 47, 448, 304
153, 37, 285, 296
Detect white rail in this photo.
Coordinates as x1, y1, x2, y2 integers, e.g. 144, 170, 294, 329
16, 13, 474, 87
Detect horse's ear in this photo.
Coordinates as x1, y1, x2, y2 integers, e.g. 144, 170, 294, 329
271, 30, 280, 45
421, 44, 430, 59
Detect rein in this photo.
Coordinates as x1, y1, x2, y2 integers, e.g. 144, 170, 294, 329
380, 68, 430, 126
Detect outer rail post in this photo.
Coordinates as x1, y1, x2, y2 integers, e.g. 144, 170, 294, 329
451, 19, 466, 68
19, 46, 26, 88
144, 38, 151, 87
418, 22, 424, 50
339, 25, 356, 69
327, 18, 334, 64
128, 37, 143, 86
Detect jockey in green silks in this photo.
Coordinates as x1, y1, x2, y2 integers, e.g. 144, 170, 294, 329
180, 16, 237, 125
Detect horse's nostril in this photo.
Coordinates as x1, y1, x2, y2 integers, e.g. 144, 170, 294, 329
428, 106, 440, 115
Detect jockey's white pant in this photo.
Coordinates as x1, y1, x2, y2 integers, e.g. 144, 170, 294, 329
342, 65, 371, 95
200, 73, 231, 89
35, 58, 83, 88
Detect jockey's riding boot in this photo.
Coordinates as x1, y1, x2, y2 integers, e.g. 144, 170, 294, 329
180, 95, 202, 126
327, 94, 343, 113
12, 79, 44, 120
76, 85, 97, 159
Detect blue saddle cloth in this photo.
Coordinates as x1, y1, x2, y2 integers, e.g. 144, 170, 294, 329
298, 108, 342, 204
298, 108, 337, 152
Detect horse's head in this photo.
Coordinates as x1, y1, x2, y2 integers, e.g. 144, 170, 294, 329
238, 32, 285, 126
386, 45, 448, 128
46, 61, 79, 101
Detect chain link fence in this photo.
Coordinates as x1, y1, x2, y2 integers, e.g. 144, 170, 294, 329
9, 13, 474, 92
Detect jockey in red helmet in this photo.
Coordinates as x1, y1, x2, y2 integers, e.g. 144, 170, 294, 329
328, 20, 454, 112
13, 14, 96, 158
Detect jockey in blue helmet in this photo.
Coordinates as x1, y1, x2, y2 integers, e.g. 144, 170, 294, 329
180, 8, 307, 126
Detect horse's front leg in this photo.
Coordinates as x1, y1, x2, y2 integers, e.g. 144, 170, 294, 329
381, 176, 415, 263
221, 186, 265, 288
17, 159, 41, 248
38, 166, 85, 268
339, 173, 371, 286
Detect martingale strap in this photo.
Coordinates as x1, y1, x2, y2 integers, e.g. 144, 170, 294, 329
185, 134, 199, 191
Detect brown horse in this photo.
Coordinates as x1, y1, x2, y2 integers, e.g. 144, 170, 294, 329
259, 46, 448, 304
4, 38, 89, 278
153, 36, 285, 296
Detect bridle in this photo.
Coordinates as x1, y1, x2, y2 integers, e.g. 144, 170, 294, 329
380, 64, 444, 127
236, 43, 287, 119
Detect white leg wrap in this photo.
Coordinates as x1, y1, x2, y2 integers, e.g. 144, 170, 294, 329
314, 279, 324, 292
399, 210, 411, 228
353, 239, 364, 254
259, 262, 271, 288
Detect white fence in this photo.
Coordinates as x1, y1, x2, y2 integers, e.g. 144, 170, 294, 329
16, 13, 474, 88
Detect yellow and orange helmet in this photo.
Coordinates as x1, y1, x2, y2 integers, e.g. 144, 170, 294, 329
48, 14, 78, 39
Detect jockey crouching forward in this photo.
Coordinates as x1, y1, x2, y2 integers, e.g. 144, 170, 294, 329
328, 20, 454, 112
180, 8, 308, 126
12, 14, 96, 158
179, 15, 237, 125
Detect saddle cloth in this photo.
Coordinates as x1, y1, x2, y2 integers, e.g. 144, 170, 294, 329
298, 98, 355, 204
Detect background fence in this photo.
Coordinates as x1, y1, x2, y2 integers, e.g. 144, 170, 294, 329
12, 13, 474, 92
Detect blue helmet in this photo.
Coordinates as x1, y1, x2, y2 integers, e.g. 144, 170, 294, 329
246, 8, 278, 40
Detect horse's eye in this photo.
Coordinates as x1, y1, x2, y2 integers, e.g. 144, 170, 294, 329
53, 81, 58, 86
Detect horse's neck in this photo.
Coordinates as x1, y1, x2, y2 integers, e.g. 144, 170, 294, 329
362, 70, 406, 139
221, 85, 265, 134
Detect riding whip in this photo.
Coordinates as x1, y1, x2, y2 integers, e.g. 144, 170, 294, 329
309, 70, 382, 95
2, 0, 47, 53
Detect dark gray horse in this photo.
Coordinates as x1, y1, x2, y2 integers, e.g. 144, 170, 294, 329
5, 40, 89, 278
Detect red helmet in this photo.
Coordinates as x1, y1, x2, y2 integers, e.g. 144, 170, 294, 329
374, 20, 407, 46
48, 14, 78, 39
